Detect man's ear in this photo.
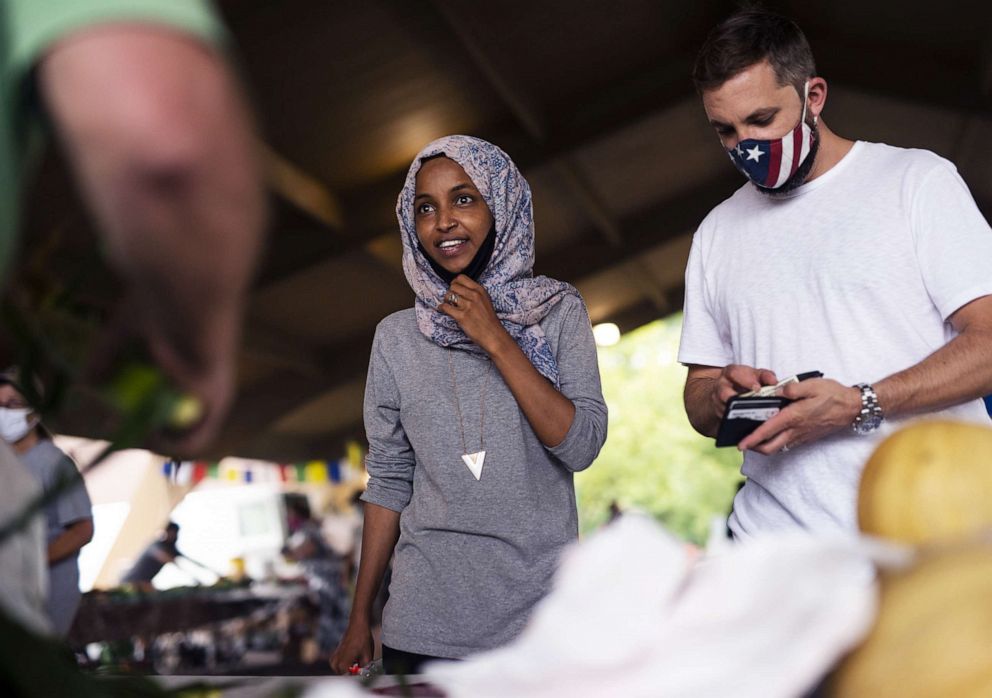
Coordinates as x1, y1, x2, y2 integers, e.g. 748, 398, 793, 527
807, 77, 828, 120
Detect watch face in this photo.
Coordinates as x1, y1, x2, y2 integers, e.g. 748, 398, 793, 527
856, 414, 883, 434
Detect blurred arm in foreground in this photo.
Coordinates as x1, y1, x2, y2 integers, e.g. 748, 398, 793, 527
0, 0, 265, 642
36, 19, 266, 453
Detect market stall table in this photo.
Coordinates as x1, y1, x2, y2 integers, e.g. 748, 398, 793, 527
69, 582, 307, 645
69, 581, 316, 674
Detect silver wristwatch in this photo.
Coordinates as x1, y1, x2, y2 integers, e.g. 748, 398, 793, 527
852, 383, 884, 435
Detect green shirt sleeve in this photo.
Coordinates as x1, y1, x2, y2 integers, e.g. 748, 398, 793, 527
6, 0, 226, 85
0, 0, 226, 282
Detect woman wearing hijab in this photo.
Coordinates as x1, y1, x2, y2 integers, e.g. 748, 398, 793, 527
330, 135, 607, 675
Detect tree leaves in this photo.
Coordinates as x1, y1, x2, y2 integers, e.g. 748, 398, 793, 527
576, 315, 742, 544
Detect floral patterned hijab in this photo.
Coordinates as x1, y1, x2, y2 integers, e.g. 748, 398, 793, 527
397, 135, 578, 388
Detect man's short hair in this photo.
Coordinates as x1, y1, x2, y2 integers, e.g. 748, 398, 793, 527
692, 8, 816, 96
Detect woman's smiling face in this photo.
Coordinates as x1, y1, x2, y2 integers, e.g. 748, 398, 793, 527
413, 156, 494, 275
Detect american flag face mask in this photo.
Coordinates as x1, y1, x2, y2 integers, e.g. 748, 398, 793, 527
727, 81, 815, 190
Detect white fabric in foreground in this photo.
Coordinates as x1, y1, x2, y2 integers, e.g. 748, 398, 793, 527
305, 680, 369, 698
423, 515, 909, 698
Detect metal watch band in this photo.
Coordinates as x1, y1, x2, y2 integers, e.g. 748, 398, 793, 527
852, 382, 883, 434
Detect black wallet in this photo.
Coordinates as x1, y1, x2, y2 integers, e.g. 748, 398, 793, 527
714, 371, 823, 447
714, 395, 791, 447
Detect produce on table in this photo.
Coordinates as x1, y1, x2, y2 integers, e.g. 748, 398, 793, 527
828, 542, 992, 697
858, 420, 992, 545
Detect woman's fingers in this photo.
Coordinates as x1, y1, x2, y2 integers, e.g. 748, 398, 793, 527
449, 281, 482, 304
451, 273, 482, 292
440, 277, 511, 353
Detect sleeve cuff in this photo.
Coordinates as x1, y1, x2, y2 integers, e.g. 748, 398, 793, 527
938, 288, 992, 323
548, 404, 606, 473
361, 478, 411, 513
677, 351, 732, 368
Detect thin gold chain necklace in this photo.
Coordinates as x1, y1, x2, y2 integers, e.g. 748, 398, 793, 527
447, 351, 493, 481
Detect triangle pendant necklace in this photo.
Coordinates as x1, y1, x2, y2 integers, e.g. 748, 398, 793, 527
461, 451, 486, 480
448, 352, 493, 481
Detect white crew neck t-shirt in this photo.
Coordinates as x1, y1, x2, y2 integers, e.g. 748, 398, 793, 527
678, 141, 992, 539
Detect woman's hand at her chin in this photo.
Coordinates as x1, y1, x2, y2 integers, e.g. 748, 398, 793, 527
439, 275, 513, 356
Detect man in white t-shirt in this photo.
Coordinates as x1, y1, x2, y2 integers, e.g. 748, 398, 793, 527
678, 8, 992, 539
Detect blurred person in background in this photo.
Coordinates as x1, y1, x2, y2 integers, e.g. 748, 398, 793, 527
282, 498, 350, 661
120, 521, 209, 592
0, 0, 265, 634
0, 368, 93, 637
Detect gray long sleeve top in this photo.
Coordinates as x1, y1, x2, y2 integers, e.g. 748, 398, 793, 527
361, 293, 607, 658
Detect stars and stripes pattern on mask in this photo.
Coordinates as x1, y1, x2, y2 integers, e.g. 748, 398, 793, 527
728, 118, 814, 190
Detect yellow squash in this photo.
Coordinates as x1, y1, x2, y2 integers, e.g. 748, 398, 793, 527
829, 543, 992, 697
858, 420, 992, 545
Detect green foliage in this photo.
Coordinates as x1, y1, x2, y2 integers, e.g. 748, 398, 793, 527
0, 299, 194, 549
575, 314, 742, 544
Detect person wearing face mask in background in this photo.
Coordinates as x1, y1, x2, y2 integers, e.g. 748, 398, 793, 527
0, 369, 93, 637
678, 9, 992, 540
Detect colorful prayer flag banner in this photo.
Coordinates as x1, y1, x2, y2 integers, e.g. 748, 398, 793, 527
305, 460, 328, 483
175, 455, 371, 486
346, 440, 364, 469
175, 461, 193, 486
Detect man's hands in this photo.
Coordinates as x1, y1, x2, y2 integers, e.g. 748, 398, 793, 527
711, 365, 780, 419
738, 378, 862, 454
329, 620, 374, 675
685, 364, 863, 453
684, 364, 778, 437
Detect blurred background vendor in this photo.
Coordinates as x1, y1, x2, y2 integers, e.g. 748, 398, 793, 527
121, 521, 212, 591
282, 497, 350, 660
0, 368, 93, 637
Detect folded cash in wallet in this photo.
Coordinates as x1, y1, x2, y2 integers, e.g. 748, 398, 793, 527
715, 371, 823, 447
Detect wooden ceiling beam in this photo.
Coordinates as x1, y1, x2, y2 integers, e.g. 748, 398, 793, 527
263, 144, 346, 231
208, 330, 375, 456
809, 33, 992, 113
254, 70, 704, 290
538, 171, 740, 282
420, 0, 624, 249
241, 320, 329, 377
232, 422, 367, 463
